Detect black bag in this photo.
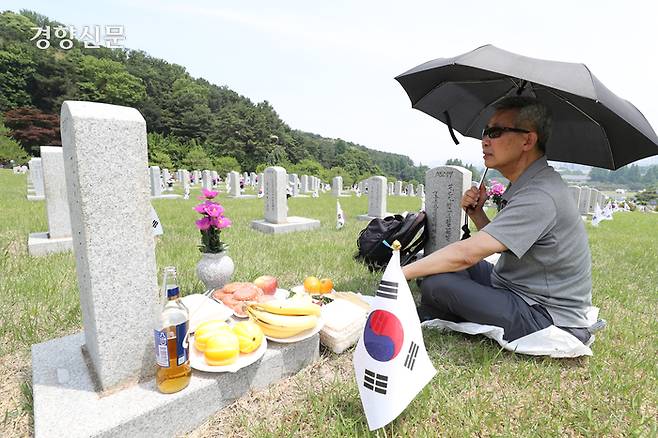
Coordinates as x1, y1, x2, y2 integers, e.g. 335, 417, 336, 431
355, 212, 428, 271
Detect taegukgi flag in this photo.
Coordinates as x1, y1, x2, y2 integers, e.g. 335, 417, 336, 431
591, 202, 604, 226
353, 241, 436, 430
336, 200, 345, 229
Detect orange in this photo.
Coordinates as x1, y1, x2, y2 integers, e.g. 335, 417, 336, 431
303, 276, 321, 293
319, 278, 334, 294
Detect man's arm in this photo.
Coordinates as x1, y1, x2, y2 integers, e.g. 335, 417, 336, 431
468, 209, 491, 230
402, 231, 506, 280
462, 184, 490, 230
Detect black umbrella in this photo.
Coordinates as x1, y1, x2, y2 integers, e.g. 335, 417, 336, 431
395, 44, 658, 170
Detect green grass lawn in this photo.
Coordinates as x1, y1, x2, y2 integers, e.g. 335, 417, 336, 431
1, 169, 656, 437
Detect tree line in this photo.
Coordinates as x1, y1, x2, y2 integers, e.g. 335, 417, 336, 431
0, 10, 429, 186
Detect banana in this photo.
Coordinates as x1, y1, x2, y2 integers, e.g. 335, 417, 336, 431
251, 298, 321, 316
246, 306, 318, 328
245, 307, 318, 338
255, 320, 313, 338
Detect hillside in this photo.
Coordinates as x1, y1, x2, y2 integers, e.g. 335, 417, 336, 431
0, 10, 427, 184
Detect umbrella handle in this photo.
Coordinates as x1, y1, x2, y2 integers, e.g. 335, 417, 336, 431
461, 168, 489, 240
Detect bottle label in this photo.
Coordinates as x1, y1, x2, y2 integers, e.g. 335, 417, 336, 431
154, 330, 169, 368
175, 321, 189, 366
167, 286, 180, 298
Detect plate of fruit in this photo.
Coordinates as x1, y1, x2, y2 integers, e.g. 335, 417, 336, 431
189, 319, 267, 373
245, 294, 325, 343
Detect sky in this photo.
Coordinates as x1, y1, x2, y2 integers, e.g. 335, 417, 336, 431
5, 0, 658, 167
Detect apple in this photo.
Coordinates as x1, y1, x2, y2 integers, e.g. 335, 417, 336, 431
253, 275, 278, 295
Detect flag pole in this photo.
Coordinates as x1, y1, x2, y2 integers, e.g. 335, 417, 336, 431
461, 168, 488, 240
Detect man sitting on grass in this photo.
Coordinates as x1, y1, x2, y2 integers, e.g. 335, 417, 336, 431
402, 96, 592, 344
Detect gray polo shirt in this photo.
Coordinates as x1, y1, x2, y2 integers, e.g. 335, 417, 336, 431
482, 157, 592, 327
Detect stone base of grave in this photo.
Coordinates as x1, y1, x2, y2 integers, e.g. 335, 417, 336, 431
357, 213, 393, 221
229, 194, 258, 199
27, 232, 73, 256
250, 216, 321, 234
32, 331, 319, 438
27, 194, 45, 201
151, 194, 182, 200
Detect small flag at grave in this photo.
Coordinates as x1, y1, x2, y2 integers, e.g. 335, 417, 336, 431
336, 200, 345, 229
353, 240, 436, 431
591, 203, 604, 226
150, 205, 163, 236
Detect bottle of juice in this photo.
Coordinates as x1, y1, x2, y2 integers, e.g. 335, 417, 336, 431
154, 266, 191, 393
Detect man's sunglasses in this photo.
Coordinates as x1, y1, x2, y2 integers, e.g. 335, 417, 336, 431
482, 126, 530, 139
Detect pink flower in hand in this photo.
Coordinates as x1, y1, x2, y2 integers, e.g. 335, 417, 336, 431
195, 217, 211, 230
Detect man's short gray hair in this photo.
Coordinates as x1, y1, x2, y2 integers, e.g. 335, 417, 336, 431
493, 96, 552, 153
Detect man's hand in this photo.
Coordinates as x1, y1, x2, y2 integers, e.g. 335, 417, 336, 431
461, 184, 490, 230
461, 184, 487, 216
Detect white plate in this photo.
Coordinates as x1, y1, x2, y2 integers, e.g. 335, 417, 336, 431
265, 317, 325, 343
273, 288, 291, 299
181, 294, 233, 333
189, 334, 267, 373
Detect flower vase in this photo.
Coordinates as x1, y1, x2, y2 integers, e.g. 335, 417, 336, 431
196, 251, 235, 291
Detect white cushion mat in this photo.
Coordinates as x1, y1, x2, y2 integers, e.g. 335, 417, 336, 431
421, 306, 599, 358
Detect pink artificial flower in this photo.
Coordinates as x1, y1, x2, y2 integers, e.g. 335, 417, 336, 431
193, 202, 210, 213
204, 203, 224, 217
202, 188, 218, 199
211, 216, 232, 229
195, 217, 211, 230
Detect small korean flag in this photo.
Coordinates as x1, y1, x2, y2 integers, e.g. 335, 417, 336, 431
150, 205, 163, 236
336, 200, 345, 230
353, 240, 436, 430
591, 203, 604, 226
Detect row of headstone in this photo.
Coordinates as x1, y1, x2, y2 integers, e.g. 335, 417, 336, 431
357, 176, 390, 220
27, 147, 73, 256
569, 185, 606, 215
27, 157, 45, 201
149, 166, 181, 199
250, 166, 321, 233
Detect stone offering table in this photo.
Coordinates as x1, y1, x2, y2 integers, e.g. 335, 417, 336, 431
33, 333, 319, 437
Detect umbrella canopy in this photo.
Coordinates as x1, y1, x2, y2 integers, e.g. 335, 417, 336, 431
395, 44, 658, 170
